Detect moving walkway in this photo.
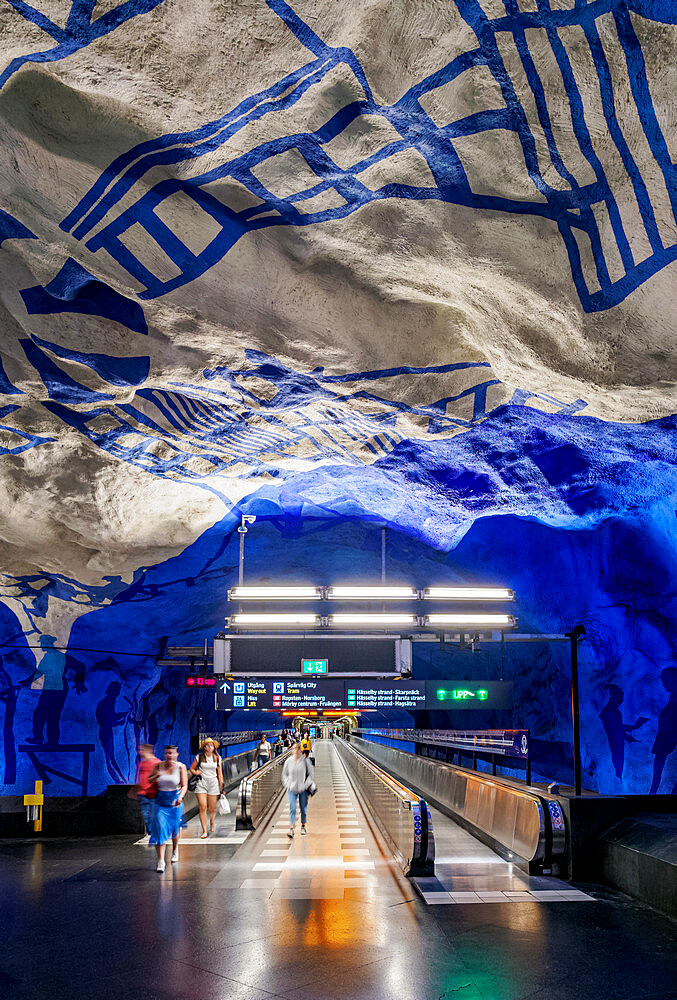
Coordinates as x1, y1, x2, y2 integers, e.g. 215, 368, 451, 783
235, 738, 434, 876
234, 732, 567, 879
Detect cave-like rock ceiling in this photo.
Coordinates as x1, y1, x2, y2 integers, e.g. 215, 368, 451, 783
0, 0, 676, 650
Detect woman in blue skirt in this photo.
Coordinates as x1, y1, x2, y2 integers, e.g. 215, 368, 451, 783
149, 746, 188, 872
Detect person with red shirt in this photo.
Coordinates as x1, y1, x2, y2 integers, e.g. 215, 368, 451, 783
135, 742, 160, 840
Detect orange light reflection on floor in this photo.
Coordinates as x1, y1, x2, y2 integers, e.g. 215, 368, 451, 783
278, 898, 376, 951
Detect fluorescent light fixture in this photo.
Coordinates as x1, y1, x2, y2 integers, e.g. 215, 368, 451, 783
230, 613, 320, 627
228, 586, 321, 601
329, 613, 418, 627
327, 586, 417, 600
424, 587, 513, 601
425, 613, 515, 628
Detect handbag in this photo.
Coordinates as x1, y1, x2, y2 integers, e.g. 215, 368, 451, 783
305, 759, 317, 796
187, 761, 199, 792
217, 793, 231, 815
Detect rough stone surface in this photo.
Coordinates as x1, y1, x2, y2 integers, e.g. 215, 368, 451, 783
1, 1, 676, 797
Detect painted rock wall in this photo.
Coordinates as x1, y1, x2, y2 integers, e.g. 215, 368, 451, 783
0, 1, 676, 796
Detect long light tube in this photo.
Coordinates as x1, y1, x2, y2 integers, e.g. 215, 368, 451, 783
328, 613, 418, 626
230, 613, 320, 627
327, 586, 417, 600
424, 587, 513, 601
425, 613, 515, 628
228, 586, 321, 601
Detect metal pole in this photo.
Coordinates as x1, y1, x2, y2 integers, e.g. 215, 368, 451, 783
381, 527, 387, 615
238, 521, 246, 586
526, 731, 532, 786
569, 632, 582, 796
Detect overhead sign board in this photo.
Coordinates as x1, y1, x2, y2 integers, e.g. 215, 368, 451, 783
346, 680, 426, 711
228, 638, 395, 674
435, 684, 488, 702
432, 681, 512, 709
216, 679, 511, 711
218, 678, 344, 710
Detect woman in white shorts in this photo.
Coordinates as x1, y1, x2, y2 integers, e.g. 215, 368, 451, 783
189, 738, 223, 838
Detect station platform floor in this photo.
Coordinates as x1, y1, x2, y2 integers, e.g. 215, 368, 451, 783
0, 741, 675, 1000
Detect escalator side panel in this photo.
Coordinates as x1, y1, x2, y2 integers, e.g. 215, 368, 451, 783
335, 738, 434, 877
353, 735, 549, 867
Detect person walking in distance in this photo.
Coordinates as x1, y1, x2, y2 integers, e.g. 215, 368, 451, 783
282, 741, 315, 838
189, 738, 223, 838
134, 742, 159, 841
255, 733, 272, 769
149, 746, 187, 872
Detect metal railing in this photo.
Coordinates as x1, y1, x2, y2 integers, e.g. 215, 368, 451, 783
235, 748, 293, 830
183, 743, 265, 821
352, 735, 566, 874
335, 737, 434, 877
220, 746, 265, 789
199, 731, 266, 746
358, 727, 531, 784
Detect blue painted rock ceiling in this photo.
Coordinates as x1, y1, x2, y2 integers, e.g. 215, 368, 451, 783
1, 1, 677, 794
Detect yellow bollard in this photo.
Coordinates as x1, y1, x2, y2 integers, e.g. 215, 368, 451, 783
23, 780, 44, 832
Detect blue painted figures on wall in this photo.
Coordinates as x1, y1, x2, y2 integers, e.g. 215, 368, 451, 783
599, 684, 647, 783
650, 668, 677, 795
3, 513, 677, 798
27, 636, 87, 746
95, 681, 129, 784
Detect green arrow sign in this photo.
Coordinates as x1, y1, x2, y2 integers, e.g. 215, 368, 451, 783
301, 659, 328, 674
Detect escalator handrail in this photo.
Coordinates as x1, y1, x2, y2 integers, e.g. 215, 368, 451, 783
236, 748, 293, 829
336, 736, 434, 877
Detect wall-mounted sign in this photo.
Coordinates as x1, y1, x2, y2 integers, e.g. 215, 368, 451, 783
185, 674, 217, 688
431, 682, 511, 709
302, 659, 328, 674
435, 686, 488, 702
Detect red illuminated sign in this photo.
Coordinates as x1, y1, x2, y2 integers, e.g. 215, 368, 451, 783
185, 675, 217, 688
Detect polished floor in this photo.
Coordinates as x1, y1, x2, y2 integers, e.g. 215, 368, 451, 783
205, 741, 413, 903
0, 742, 675, 1000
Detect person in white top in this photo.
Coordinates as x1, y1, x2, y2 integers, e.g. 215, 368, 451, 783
281, 742, 315, 838
255, 734, 272, 769
189, 738, 224, 839
148, 746, 188, 872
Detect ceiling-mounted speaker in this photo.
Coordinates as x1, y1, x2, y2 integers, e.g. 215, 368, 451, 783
395, 638, 412, 677
213, 638, 231, 675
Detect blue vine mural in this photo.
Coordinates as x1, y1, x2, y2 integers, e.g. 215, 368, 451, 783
37, 0, 677, 312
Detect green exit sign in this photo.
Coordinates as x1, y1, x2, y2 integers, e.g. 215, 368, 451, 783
301, 659, 328, 674
437, 687, 488, 702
